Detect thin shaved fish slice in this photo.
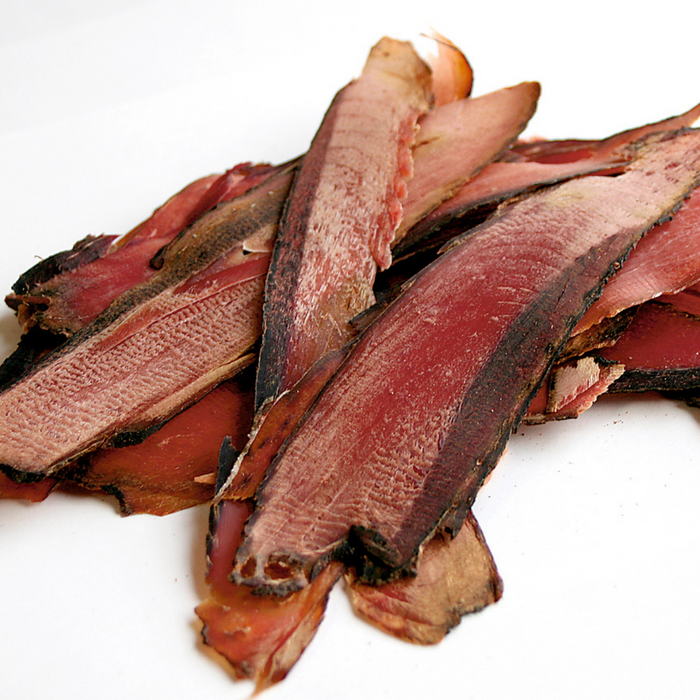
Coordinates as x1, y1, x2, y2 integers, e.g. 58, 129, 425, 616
512, 100, 700, 163
222, 82, 540, 497
233, 130, 700, 593
206, 54, 535, 664
0, 166, 294, 478
254, 37, 432, 408
345, 510, 502, 644
598, 301, 700, 393
576, 187, 700, 332
422, 31, 473, 107
6, 162, 282, 337
0, 471, 57, 502
196, 499, 343, 691
398, 101, 700, 260
524, 356, 625, 424
394, 82, 540, 243
76, 369, 255, 515
201, 38, 433, 683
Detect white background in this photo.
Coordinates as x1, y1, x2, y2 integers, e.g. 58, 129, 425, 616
1, 1, 700, 698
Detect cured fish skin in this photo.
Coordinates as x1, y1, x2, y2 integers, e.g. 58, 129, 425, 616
0, 166, 294, 477
233, 130, 700, 593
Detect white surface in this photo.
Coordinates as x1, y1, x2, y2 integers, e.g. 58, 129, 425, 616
1, 2, 699, 698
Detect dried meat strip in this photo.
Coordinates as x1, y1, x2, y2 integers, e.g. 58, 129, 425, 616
576, 187, 700, 332
394, 81, 540, 242
345, 511, 502, 644
598, 301, 700, 393
397, 101, 700, 260
255, 38, 432, 408
6, 162, 281, 336
0, 166, 294, 478
233, 129, 700, 593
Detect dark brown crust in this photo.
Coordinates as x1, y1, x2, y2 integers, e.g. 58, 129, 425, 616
8, 234, 116, 298
558, 307, 638, 361
234, 130, 700, 592
255, 115, 338, 409
0, 168, 294, 476
610, 366, 700, 393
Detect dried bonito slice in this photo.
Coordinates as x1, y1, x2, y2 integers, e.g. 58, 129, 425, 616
233, 129, 700, 594
0, 165, 294, 478
6, 162, 282, 336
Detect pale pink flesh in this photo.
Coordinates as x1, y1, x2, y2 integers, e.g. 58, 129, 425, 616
396, 82, 541, 239
576, 187, 700, 333
235, 131, 700, 590
13, 163, 281, 335
255, 38, 432, 404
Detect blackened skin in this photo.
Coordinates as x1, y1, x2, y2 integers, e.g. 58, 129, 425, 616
9, 235, 115, 297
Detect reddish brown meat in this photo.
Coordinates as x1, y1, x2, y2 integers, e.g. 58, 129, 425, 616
0, 166, 294, 477
345, 511, 502, 644
0, 472, 57, 502
77, 370, 255, 515
512, 101, 700, 163
576, 187, 700, 332
398, 102, 700, 259
196, 499, 343, 691
6, 162, 281, 336
598, 301, 700, 392
233, 130, 700, 592
254, 38, 432, 407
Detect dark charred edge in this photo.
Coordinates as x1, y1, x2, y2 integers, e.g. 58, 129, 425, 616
254, 95, 344, 413
392, 197, 499, 261
439, 500, 471, 538
0, 463, 49, 484
0, 168, 293, 399
608, 366, 700, 393
105, 421, 169, 449
343, 525, 417, 584
558, 307, 638, 362
10, 235, 116, 296
392, 164, 622, 264
394, 147, 639, 264
665, 388, 700, 408
353, 227, 659, 584
0, 326, 65, 392
148, 158, 300, 272
216, 436, 240, 494
97, 482, 133, 516
373, 244, 445, 299
204, 499, 222, 569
